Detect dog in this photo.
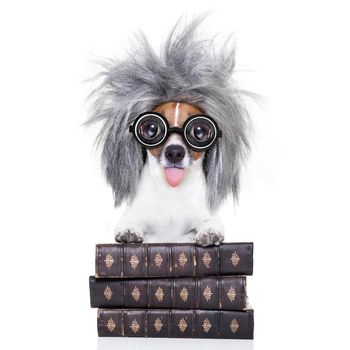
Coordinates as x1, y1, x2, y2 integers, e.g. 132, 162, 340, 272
86, 17, 250, 247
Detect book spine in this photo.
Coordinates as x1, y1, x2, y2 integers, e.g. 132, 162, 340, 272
97, 308, 254, 339
90, 276, 247, 310
95, 242, 253, 278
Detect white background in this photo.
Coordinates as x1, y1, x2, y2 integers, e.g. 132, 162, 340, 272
0, 1, 349, 349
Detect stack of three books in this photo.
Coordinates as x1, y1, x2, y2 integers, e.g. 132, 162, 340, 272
89, 242, 254, 339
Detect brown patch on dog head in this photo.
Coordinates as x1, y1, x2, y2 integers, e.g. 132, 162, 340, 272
150, 102, 203, 160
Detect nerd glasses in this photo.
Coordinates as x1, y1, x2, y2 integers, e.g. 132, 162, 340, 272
129, 112, 222, 151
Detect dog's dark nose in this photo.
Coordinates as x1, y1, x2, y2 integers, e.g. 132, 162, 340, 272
165, 145, 185, 164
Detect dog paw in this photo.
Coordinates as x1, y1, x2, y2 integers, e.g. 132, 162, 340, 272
115, 228, 144, 243
195, 230, 224, 247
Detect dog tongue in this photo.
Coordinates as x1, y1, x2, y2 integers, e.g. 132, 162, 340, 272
164, 167, 185, 187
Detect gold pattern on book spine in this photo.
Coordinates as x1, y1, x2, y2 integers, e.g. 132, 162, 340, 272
130, 319, 140, 333
202, 318, 212, 333
178, 253, 188, 267
153, 317, 163, 332
179, 287, 189, 302
106, 318, 116, 332
203, 286, 213, 301
129, 254, 139, 270
103, 286, 113, 301
178, 318, 188, 333
202, 251, 212, 268
104, 253, 114, 269
131, 286, 141, 301
154, 253, 163, 268
227, 287, 237, 302
230, 319, 239, 333
155, 287, 164, 302
230, 252, 240, 267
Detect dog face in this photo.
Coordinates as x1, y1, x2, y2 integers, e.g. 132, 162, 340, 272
87, 17, 251, 210
147, 101, 205, 187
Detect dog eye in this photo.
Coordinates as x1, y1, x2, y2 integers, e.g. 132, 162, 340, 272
192, 124, 212, 142
140, 122, 159, 139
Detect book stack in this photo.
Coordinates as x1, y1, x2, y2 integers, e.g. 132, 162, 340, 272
89, 242, 254, 339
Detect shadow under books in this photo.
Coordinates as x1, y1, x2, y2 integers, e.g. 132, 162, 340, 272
97, 337, 254, 350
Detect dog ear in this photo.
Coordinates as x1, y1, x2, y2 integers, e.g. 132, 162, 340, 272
203, 117, 249, 211
101, 119, 145, 206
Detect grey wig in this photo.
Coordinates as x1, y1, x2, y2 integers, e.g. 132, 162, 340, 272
87, 16, 251, 211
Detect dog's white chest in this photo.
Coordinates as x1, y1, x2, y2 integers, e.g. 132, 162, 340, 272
125, 157, 210, 242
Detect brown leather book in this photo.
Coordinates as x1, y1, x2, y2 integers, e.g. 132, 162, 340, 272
95, 242, 253, 278
97, 308, 254, 339
90, 275, 247, 310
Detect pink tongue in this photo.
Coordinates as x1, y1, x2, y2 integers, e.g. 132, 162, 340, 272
164, 167, 185, 187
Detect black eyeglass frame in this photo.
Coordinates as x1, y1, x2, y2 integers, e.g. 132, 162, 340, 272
129, 111, 222, 151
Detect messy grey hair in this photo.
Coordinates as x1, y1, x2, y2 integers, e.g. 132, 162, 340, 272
86, 16, 251, 211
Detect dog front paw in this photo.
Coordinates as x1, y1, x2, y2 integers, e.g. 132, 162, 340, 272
115, 228, 144, 243
195, 230, 224, 247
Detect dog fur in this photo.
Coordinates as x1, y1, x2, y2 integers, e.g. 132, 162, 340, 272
86, 16, 251, 246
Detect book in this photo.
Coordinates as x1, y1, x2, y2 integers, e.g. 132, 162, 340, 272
95, 242, 253, 278
97, 308, 254, 339
90, 275, 247, 310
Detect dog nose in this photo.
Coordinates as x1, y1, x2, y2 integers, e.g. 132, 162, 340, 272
165, 145, 185, 164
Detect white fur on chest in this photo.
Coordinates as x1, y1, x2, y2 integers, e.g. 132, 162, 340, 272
121, 154, 212, 242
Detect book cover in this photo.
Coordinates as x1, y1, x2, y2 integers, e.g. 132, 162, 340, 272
90, 275, 247, 310
95, 242, 253, 278
97, 308, 254, 339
